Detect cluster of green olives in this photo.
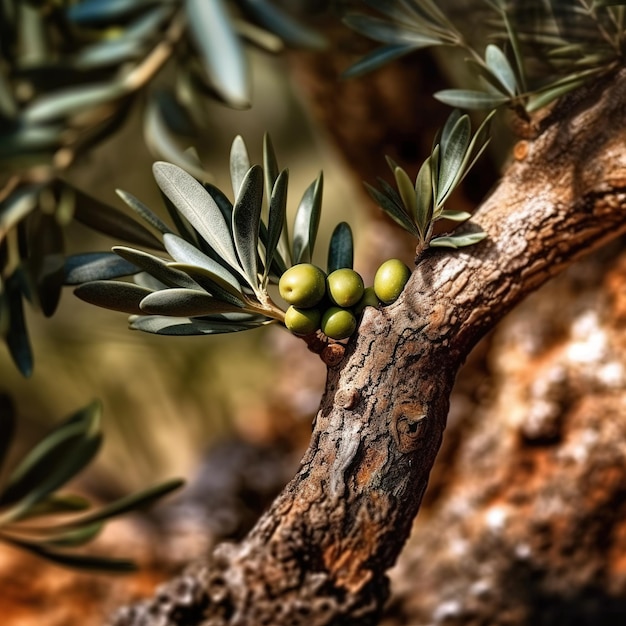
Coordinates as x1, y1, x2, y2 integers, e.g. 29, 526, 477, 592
279, 259, 411, 340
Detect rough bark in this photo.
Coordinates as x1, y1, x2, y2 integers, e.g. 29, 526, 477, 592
109, 69, 626, 626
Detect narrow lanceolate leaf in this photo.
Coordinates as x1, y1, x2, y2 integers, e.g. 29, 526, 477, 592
140, 289, 244, 317
163, 233, 242, 294
143, 95, 209, 182
230, 135, 251, 199
342, 14, 444, 46
6, 274, 33, 378
42, 522, 104, 548
292, 172, 323, 264
115, 189, 172, 235
185, 0, 250, 109
64, 252, 138, 285
437, 114, 471, 206
153, 162, 240, 270
22, 83, 126, 124
263, 169, 289, 281
168, 263, 246, 309
394, 166, 418, 219
130, 315, 263, 335
485, 44, 518, 96
327, 222, 354, 273
74, 281, 153, 315
433, 89, 509, 110
0, 401, 102, 512
414, 157, 433, 239
232, 165, 263, 291
237, 0, 326, 49
363, 183, 419, 237
112, 246, 198, 289
342, 43, 415, 78
430, 231, 488, 248
263, 133, 279, 204
438, 210, 472, 222
204, 183, 234, 226
70, 184, 163, 250
2, 538, 137, 572
47, 479, 184, 532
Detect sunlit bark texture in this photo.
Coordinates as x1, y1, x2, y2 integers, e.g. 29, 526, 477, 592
110, 70, 626, 626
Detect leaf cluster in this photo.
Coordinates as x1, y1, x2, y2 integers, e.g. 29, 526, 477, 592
0, 396, 182, 571
344, 0, 626, 114
0, 0, 325, 375
70, 135, 355, 337
365, 110, 491, 253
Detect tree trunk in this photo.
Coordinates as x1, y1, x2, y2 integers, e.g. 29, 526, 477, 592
109, 69, 626, 626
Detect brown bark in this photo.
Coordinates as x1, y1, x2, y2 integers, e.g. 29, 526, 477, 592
109, 70, 626, 626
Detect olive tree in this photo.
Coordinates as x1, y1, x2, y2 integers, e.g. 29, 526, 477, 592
4, 1, 626, 624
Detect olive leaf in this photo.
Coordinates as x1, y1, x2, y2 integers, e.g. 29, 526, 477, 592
292, 172, 323, 264
327, 222, 354, 273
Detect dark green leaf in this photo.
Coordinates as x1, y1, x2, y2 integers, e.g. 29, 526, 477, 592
71, 184, 163, 250
50, 479, 184, 530
263, 169, 288, 281
433, 89, 509, 109
153, 162, 240, 270
113, 246, 199, 289
5, 273, 32, 378
0, 394, 15, 476
0, 401, 102, 514
17, 494, 91, 520
42, 522, 104, 547
28, 212, 65, 317
74, 280, 154, 315
64, 252, 137, 285
232, 165, 263, 291
430, 232, 488, 248
292, 172, 323, 264
526, 76, 589, 112
342, 43, 415, 78
115, 189, 172, 235
2, 537, 136, 572
327, 222, 353, 273
0, 125, 61, 162
130, 315, 266, 335
363, 182, 419, 236
163, 233, 242, 294
185, 0, 250, 109
140, 289, 244, 316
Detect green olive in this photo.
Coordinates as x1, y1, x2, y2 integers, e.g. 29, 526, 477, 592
354, 287, 380, 315
321, 306, 357, 340
326, 268, 364, 308
374, 259, 411, 304
279, 263, 326, 308
284, 306, 321, 335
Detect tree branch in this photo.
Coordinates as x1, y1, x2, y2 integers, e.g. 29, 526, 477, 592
110, 69, 626, 626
